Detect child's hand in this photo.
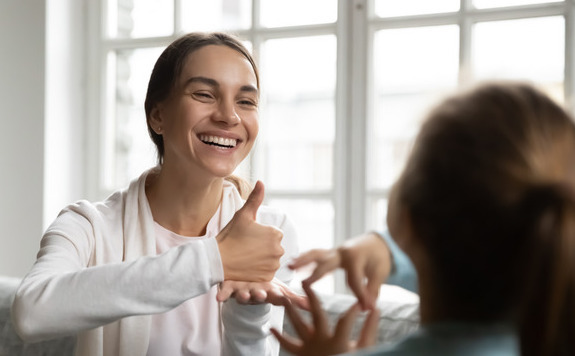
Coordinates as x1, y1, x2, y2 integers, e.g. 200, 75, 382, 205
289, 232, 392, 310
270, 283, 380, 356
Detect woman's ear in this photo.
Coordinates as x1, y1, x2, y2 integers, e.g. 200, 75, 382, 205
149, 104, 164, 135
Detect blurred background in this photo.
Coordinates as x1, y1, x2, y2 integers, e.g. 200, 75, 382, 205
0, 0, 571, 295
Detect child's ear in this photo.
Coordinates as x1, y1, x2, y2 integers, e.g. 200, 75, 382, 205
387, 181, 414, 251
387, 182, 403, 238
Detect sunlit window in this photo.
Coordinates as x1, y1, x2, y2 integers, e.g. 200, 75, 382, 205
374, 0, 460, 17
473, 0, 563, 9
89, 0, 572, 294
472, 16, 565, 101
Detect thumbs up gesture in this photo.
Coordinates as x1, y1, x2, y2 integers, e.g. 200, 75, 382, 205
216, 181, 284, 282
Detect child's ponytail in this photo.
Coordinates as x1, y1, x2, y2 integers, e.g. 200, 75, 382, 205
518, 183, 575, 356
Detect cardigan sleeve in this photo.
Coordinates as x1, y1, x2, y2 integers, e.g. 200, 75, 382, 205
11, 207, 224, 343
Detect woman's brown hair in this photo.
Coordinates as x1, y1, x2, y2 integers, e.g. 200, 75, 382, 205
390, 82, 575, 355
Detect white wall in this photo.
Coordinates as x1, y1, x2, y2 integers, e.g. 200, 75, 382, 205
0, 0, 46, 278
0, 0, 85, 278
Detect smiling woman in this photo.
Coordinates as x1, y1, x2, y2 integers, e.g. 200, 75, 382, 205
146, 43, 259, 188
11, 32, 301, 356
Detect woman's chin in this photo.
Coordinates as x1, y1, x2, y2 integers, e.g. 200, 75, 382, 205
208, 165, 240, 179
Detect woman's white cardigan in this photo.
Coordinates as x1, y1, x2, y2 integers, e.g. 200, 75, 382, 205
11, 169, 298, 355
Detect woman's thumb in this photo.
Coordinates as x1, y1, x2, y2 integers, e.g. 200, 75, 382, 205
241, 180, 265, 220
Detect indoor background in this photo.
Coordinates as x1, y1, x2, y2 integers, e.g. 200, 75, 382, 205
1, 0, 572, 295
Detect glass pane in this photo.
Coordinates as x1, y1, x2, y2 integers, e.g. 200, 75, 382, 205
367, 198, 388, 232
180, 0, 251, 32
106, 48, 163, 190
260, 0, 337, 28
473, 16, 565, 102
268, 198, 334, 293
375, 0, 459, 17
107, 0, 173, 38
474, 0, 562, 9
259, 35, 336, 190
369, 25, 459, 190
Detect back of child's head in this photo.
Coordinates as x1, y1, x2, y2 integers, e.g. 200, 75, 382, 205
390, 81, 575, 355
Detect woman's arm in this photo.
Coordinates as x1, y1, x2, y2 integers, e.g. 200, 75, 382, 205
12, 186, 287, 343
11, 216, 223, 342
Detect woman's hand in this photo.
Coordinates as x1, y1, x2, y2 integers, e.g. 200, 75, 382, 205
270, 283, 380, 356
217, 181, 284, 282
289, 232, 392, 310
217, 278, 309, 310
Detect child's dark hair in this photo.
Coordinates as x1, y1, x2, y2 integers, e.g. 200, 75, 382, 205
390, 82, 575, 355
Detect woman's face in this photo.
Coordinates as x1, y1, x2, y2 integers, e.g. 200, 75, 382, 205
153, 44, 259, 178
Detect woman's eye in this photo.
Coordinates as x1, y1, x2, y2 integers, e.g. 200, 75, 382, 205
238, 99, 257, 107
193, 92, 213, 100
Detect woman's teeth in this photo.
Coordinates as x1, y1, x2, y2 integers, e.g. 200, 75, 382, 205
199, 135, 237, 148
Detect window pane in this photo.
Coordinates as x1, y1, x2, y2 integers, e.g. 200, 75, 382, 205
367, 198, 388, 232
259, 36, 336, 190
180, 0, 251, 32
473, 0, 562, 9
260, 0, 337, 28
369, 25, 459, 190
375, 0, 459, 18
107, 0, 173, 38
268, 198, 334, 293
473, 16, 565, 101
106, 48, 162, 190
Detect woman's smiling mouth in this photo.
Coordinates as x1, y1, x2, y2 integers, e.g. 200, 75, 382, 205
199, 134, 238, 148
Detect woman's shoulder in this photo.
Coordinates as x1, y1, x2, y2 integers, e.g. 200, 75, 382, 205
48, 190, 126, 238
54, 169, 148, 228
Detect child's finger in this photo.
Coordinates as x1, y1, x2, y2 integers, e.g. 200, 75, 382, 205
302, 282, 328, 333
283, 299, 313, 341
303, 255, 340, 285
288, 249, 330, 269
357, 308, 381, 348
270, 327, 303, 355
333, 303, 361, 342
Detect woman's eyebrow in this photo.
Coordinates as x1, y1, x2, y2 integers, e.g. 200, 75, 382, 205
184, 76, 218, 88
239, 85, 258, 95
184, 76, 258, 95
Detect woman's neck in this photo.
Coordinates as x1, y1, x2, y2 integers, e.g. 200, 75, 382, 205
145, 165, 224, 236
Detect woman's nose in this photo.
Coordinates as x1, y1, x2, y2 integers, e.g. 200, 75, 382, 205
214, 100, 240, 125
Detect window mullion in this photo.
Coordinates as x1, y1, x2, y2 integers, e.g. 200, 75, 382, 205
174, 0, 182, 35
334, 0, 352, 251
86, 0, 105, 201
349, 0, 369, 238
459, 0, 473, 85
332, 0, 362, 294
565, 0, 575, 112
